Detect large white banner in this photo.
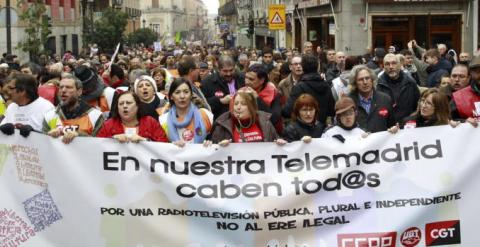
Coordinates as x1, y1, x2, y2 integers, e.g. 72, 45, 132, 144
0, 125, 479, 246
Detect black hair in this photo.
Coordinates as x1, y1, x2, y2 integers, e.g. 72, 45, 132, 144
247, 63, 269, 83
301, 54, 319, 74
177, 56, 197, 77
13, 73, 39, 102
110, 91, 147, 120
110, 64, 125, 80
168, 78, 193, 106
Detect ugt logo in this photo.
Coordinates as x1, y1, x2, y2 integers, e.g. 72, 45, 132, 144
425, 220, 461, 246
400, 227, 421, 247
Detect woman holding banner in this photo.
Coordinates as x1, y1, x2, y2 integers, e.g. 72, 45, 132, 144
96, 91, 168, 143
210, 87, 286, 146
323, 96, 366, 141
159, 78, 213, 147
401, 88, 464, 129
282, 94, 324, 143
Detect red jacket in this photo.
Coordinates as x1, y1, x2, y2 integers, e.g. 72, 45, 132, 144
452, 86, 480, 119
97, 116, 168, 142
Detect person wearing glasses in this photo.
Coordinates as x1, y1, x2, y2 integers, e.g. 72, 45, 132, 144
282, 94, 324, 143
278, 55, 303, 102
348, 65, 396, 133
323, 96, 365, 141
401, 88, 461, 129
440, 63, 471, 100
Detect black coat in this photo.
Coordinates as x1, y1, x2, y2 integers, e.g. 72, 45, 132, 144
282, 119, 324, 142
426, 58, 452, 88
377, 71, 420, 123
282, 72, 335, 125
201, 72, 245, 120
350, 90, 396, 133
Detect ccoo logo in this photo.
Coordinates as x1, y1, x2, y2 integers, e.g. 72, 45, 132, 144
337, 232, 397, 247
425, 220, 461, 246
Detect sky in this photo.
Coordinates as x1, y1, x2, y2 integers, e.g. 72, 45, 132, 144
203, 0, 219, 14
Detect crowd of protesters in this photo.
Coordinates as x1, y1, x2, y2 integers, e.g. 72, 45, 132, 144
0, 39, 478, 146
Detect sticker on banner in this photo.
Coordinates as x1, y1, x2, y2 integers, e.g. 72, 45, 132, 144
400, 227, 421, 247
337, 231, 397, 247
425, 220, 461, 246
0, 209, 36, 246
23, 189, 63, 232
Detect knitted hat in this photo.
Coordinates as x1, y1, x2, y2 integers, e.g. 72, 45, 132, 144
335, 96, 356, 115
74, 65, 96, 86
134, 75, 158, 93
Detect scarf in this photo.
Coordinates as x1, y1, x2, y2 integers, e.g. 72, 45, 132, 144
167, 103, 206, 143
336, 116, 359, 131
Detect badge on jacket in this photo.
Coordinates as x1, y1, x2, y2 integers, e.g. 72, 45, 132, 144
404, 120, 416, 129
378, 107, 389, 118
215, 90, 224, 98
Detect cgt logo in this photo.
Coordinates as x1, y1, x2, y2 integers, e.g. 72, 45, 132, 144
425, 220, 461, 246
337, 232, 397, 247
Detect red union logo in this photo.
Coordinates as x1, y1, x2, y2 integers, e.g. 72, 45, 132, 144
337, 232, 397, 247
400, 227, 421, 247
425, 220, 461, 246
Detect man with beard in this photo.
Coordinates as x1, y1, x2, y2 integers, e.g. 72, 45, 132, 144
43, 74, 104, 144
377, 53, 420, 122
201, 55, 245, 119
440, 63, 471, 99
325, 51, 346, 85
282, 54, 335, 125
451, 56, 480, 123
261, 47, 275, 73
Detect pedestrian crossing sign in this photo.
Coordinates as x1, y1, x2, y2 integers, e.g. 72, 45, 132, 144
268, 4, 286, 30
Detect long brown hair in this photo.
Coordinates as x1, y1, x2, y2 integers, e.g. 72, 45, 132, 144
230, 90, 258, 124
419, 88, 450, 125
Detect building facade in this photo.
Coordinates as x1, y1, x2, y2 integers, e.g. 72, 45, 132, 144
141, 0, 208, 44
220, 0, 479, 55
0, 0, 83, 61
292, 0, 478, 55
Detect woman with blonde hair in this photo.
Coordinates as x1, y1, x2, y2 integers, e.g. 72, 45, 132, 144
211, 87, 286, 146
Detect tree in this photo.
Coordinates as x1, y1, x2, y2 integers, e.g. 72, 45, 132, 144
16, 0, 52, 60
126, 28, 158, 47
86, 8, 128, 53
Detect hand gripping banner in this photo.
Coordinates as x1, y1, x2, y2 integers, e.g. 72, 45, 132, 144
0, 124, 479, 246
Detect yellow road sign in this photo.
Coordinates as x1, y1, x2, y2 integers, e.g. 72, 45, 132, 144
268, 4, 286, 30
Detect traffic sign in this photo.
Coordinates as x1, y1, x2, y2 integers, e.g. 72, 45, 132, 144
268, 4, 286, 30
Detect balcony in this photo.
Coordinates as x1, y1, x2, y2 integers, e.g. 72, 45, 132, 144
218, 0, 236, 16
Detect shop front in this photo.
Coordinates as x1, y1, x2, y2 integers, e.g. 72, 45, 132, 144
367, 0, 471, 53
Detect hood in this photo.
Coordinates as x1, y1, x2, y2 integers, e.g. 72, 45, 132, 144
339, 70, 351, 85
300, 72, 330, 94
430, 58, 452, 72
